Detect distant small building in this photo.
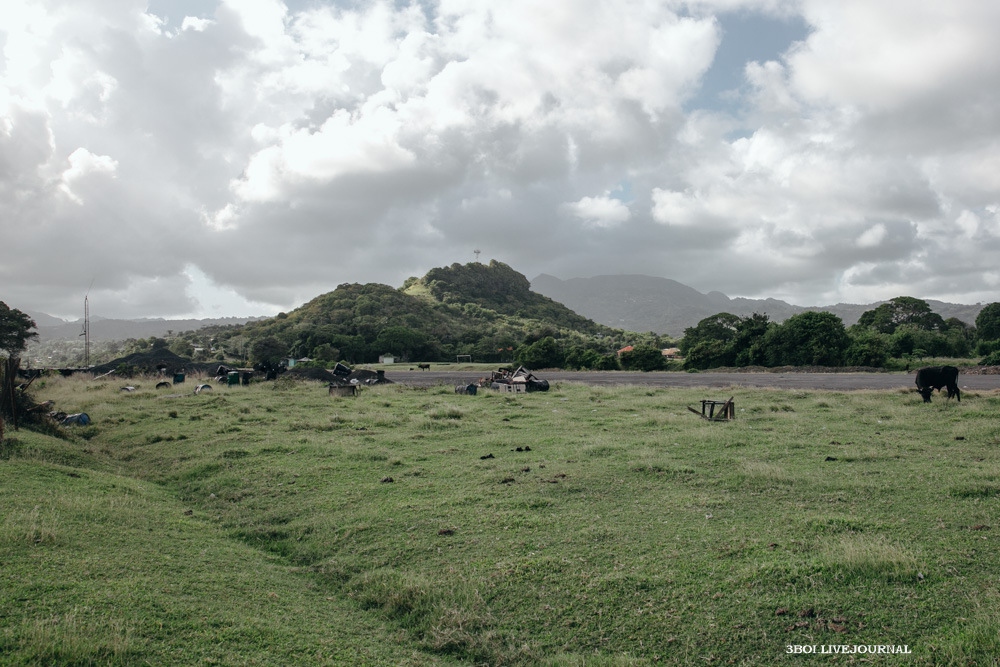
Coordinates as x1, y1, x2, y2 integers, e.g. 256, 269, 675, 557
617, 345, 634, 357
379, 354, 396, 364
662, 348, 681, 359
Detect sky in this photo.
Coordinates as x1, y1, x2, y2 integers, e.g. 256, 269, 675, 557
2, 0, 999, 321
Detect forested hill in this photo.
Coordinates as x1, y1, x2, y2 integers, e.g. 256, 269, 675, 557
413, 261, 606, 334
224, 261, 618, 364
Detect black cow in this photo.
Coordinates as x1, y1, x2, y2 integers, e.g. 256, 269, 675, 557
915, 365, 960, 403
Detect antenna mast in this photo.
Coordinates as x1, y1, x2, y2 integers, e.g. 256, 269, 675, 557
474, 249, 481, 262
81, 278, 94, 367
82, 295, 90, 367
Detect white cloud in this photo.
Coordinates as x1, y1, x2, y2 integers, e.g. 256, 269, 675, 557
564, 195, 631, 228
181, 16, 213, 32
856, 223, 887, 248
59, 147, 118, 204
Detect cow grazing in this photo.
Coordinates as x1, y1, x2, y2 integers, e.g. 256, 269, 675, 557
418, 363, 431, 370
915, 366, 960, 403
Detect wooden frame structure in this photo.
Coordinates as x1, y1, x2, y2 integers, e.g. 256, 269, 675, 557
687, 396, 735, 421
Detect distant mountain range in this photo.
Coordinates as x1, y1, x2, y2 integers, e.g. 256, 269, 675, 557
27, 313, 264, 342
25, 273, 988, 343
530, 274, 986, 337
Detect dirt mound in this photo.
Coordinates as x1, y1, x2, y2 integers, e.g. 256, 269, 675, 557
91, 349, 190, 375
960, 366, 1000, 375
286, 366, 338, 382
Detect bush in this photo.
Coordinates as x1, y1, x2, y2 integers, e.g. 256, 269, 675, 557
619, 345, 665, 372
979, 351, 1000, 366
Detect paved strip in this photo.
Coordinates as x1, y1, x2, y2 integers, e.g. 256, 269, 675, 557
384, 369, 1000, 391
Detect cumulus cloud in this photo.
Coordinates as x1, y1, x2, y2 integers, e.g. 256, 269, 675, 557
564, 195, 631, 228
1, 0, 999, 319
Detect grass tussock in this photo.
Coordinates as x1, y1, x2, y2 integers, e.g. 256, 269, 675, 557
427, 405, 465, 420
345, 568, 520, 663
4, 613, 136, 666
821, 534, 922, 582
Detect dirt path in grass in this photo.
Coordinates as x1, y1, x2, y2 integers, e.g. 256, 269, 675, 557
386, 369, 1000, 392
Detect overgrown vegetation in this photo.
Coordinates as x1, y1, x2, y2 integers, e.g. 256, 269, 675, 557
682, 296, 993, 371
3, 375, 999, 664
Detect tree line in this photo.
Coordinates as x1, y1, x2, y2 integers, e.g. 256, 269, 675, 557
680, 296, 1000, 371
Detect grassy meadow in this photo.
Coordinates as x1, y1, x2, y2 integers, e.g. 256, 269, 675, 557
2, 374, 1000, 665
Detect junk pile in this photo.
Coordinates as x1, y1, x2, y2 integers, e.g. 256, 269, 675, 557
484, 366, 549, 393
328, 363, 394, 395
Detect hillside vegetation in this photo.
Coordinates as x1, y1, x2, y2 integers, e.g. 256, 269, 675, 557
211, 261, 633, 367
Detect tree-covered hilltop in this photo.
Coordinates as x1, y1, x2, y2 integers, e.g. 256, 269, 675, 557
415, 261, 606, 334
205, 262, 655, 368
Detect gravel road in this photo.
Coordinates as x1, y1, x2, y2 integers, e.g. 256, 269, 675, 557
384, 369, 1000, 392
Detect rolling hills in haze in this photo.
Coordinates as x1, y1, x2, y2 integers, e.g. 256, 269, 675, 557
530, 273, 986, 337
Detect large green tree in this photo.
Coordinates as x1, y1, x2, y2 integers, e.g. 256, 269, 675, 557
679, 313, 740, 356
251, 336, 288, 377
975, 302, 1000, 342
0, 302, 38, 358
515, 336, 564, 369
857, 296, 944, 334
764, 311, 850, 367
1, 302, 38, 434
619, 345, 665, 372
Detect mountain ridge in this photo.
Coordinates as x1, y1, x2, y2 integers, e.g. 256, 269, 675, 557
530, 274, 985, 337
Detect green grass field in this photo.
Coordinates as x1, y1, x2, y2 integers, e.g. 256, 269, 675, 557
2, 375, 999, 665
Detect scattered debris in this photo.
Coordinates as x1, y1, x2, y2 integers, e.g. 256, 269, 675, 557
329, 384, 359, 397
454, 383, 477, 395
119, 386, 136, 392
58, 413, 91, 426
437, 528, 455, 536
194, 384, 212, 394
483, 366, 550, 392
155, 381, 171, 389
328, 367, 394, 394
380, 476, 394, 483
480, 453, 495, 460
